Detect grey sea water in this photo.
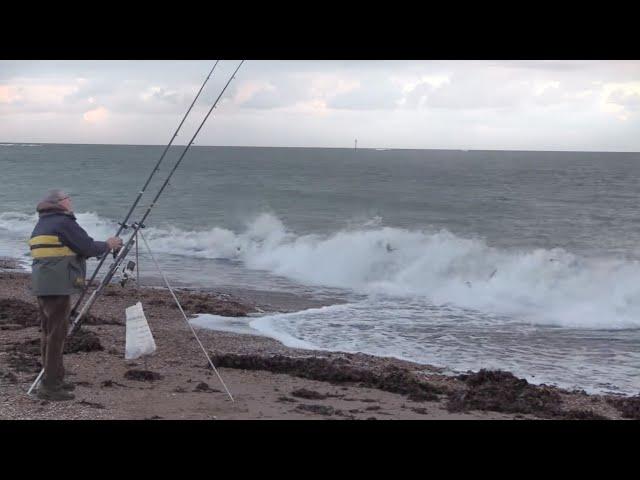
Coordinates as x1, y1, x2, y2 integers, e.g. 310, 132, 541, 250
1, 143, 639, 395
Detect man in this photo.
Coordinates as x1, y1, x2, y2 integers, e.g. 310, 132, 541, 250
29, 189, 123, 401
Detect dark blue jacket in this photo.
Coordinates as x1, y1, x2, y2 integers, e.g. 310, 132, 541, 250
30, 205, 109, 296
31, 211, 109, 259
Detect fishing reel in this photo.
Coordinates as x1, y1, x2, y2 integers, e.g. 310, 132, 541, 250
119, 260, 137, 288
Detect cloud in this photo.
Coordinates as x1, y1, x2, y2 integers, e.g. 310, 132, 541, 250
83, 106, 109, 123
425, 69, 532, 110
326, 79, 402, 110
0, 80, 80, 111
2, 60, 640, 151
238, 81, 290, 109
0, 85, 16, 103
237, 73, 360, 111
140, 86, 181, 104
600, 82, 640, 120
607, 88, 640, 112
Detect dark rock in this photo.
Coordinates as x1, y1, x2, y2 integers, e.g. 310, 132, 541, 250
193, 381, 220, 392
194, 381, 210, 392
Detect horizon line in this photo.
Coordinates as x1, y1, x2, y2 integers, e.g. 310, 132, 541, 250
0, 141, 639, 154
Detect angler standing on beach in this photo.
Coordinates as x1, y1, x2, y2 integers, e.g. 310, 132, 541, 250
28, 189, 122, 401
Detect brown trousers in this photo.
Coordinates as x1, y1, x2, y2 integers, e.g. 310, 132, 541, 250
37, 295, 71, 388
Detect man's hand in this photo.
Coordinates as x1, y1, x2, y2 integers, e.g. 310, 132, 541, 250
106, 237, 123, 251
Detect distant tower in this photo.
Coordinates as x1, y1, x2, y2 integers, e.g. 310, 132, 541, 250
354, 139, 358, 151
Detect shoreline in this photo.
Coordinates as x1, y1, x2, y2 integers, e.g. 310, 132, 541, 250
1, 267, 637, 420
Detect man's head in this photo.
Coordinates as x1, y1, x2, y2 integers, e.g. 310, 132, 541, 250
37, 189, 73, 213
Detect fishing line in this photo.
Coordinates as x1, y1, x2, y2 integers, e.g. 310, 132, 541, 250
138, 230, 234, 402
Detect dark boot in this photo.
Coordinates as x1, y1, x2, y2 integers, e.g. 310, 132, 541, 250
57, 380, 76, 391
36, 384, 75, 401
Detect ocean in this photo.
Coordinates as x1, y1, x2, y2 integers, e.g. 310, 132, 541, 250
1, 142, 639, 395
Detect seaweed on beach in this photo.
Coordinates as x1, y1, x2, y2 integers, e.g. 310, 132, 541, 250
77, 399, 105, 409
291, 388, 328, 400
124, 369, 163, 382
6, 351, 41, 373
0, 298, 115, 330
64, 329, 103, 353
295, 404, 337, 416
82, 313, 122, 326
101, 380, 128, 388
0, 298, 39, 329
193, 381, 220, 393
98, 286, 255, 317
3, 328, 103, 374
561, 409, 608, 420
1, 369, 18, 384
447, 369, 564, 418
7, 329, 102, 357
277, 396, 298, 403
180, 293, 254, 317
0, 258, 21, 270
607, 395, 640, 420
209, 353, 442, 401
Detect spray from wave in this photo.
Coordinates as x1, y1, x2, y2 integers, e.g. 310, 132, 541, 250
2, 210, 640, 329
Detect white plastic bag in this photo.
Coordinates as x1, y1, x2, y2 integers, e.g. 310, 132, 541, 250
125, 302, 157, 360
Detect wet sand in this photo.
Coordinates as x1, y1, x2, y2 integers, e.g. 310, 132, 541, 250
0, 266, 635, 420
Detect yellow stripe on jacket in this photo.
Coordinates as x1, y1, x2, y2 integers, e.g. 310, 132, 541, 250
30, 246, 76, 258
29, 235, 63, 246
28, 235, 76, 258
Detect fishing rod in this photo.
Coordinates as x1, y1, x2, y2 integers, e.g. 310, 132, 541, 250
70, 61, 220, 318
28, 60, 245, 395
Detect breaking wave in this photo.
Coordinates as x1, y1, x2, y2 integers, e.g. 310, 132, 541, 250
3, 210, 640, 329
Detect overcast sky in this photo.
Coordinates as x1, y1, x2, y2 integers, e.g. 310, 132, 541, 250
1, 60, 639, 151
